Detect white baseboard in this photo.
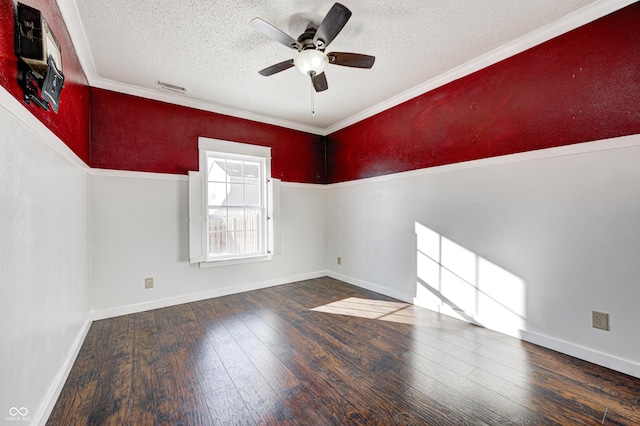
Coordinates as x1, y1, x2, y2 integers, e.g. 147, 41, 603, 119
327, 270, 640, 380
34, 316, 93, 426
36, 271, 639, 426
38, 272, 324, 423
521, 330, 640, 379
326, 270, 414, 304
89, 271, 327, 321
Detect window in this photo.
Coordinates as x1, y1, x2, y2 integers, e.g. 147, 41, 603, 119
189, 138, 273, 266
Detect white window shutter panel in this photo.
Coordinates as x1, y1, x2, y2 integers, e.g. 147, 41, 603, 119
188, 171, 206, 263
271, 178, 282, 255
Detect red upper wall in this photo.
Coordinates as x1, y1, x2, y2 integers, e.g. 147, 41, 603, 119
326, 3, 640, 183
0, 0, 90, 163
3, 1, 639, 184
90, 88, 326, 183
0, 0, 324, 183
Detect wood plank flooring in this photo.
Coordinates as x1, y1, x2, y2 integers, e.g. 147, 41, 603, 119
48, 277, 640, 425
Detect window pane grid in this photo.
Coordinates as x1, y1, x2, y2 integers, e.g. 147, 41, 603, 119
206, 153, 266, 259
209, 208, 262, 255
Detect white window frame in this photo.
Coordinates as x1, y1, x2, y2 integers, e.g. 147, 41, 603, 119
189, 137, 274, 267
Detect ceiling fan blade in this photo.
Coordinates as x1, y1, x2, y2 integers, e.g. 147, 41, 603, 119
313, 3, 352, 49
311, 72, 328, 92
327, 52, 375, 68
258, 59, 295, 76
250, 18, 300, 50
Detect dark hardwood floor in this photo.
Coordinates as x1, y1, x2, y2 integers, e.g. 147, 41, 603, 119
48, 277, 640, 425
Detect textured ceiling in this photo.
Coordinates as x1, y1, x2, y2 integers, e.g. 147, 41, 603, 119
61, 0, 628, 134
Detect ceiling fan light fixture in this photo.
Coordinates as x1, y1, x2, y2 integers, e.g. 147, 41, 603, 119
294, 49, 328, 76
252, 3, 374, 93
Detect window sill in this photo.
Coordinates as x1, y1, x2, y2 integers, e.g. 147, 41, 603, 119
198, 253, 272, 268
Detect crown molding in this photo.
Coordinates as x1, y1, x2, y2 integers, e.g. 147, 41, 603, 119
58, 0, 635, 137
90, 77, 326, 135
56, 0, 98, 82
56, 0, 325, 136
325, 0, 637, 135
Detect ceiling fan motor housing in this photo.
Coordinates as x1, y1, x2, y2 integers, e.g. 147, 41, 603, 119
297, 27, 320, 50
251, 3, 374, 92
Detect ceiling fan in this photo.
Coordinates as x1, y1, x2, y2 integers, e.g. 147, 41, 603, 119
250, 3, 375, 92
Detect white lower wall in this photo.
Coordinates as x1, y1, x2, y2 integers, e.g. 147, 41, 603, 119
0, 91, 90, 424
4, 76, 640, 426
325, 135, 640, 378
89, 174, 327, 316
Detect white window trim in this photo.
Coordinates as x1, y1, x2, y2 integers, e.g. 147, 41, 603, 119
189, 137, 275, 267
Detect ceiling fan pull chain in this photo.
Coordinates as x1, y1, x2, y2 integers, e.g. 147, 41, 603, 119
311, 84, 315, 117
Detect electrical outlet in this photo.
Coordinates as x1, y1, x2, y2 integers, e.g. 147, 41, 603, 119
592, 311, 609, 331
145, 277, 154, 289
337, 256, 342, 265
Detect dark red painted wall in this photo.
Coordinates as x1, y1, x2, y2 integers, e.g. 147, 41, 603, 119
327, 3, 640, 183
90, 88, 326, 183
4, 1, 639, 185
0, 0, 90, 163
0, 0, 323, 181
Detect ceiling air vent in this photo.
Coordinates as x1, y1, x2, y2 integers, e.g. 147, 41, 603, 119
157, 81, 187, 94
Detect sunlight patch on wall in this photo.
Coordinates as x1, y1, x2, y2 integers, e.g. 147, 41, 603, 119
414, 222, 526, 337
